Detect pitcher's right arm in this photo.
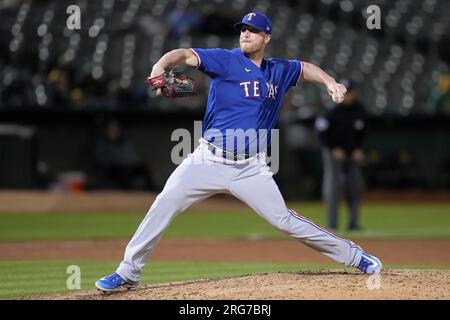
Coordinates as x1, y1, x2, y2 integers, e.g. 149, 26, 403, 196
150, 49, 199, 78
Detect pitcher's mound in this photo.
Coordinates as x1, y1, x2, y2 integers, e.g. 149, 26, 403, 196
29, 269, 450, 300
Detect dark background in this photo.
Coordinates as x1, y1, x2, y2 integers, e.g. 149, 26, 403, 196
0, 0, 449, 199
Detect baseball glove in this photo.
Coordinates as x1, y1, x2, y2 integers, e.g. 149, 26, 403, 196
145, 67, 196, 98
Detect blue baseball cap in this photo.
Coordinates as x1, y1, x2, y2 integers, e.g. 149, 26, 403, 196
233, 12, 272, 35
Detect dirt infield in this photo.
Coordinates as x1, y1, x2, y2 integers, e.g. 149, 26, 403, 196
0, 191, 248, 213
27, 269, 450, 300
1, 190, 449, 214
2, 239, 450, 265
6, 238, 450, 300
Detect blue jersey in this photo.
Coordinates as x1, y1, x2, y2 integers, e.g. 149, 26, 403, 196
190, 48, 302, 155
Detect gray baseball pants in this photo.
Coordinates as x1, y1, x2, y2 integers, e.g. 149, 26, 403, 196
117, 140, 363, 283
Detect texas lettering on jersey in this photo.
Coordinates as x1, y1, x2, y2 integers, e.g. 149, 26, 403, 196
239, 81, 279, 99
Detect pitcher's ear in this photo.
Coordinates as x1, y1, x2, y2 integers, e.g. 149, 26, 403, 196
265, 35, 271, 44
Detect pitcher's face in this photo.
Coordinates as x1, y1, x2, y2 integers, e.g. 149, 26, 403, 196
239, 26, 271, 55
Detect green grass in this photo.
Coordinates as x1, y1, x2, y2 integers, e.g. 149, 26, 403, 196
1, 260, 449, 299
0, 260, 325, 299
0, 203, 449, 241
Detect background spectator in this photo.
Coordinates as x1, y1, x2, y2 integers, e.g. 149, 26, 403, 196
167, 0, 202, 38
428, 73, 450, 114
93, 119, 154, 191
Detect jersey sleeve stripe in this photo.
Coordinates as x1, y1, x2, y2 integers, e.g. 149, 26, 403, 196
189, 48, 201, 69
296, 61, 303, 86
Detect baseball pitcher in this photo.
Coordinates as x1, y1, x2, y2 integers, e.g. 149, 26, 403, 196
95, 12, 382, 292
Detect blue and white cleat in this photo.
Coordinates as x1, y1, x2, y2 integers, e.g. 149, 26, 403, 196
357, 252, 383, 274
95, 272, 137, 292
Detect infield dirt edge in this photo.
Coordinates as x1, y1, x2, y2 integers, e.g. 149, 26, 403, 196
21, 269, 450, 300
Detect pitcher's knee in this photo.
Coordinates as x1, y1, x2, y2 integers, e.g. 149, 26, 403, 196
269, 209, 294, 233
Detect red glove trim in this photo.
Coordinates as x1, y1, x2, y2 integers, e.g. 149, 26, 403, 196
145, 73, 165, 89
